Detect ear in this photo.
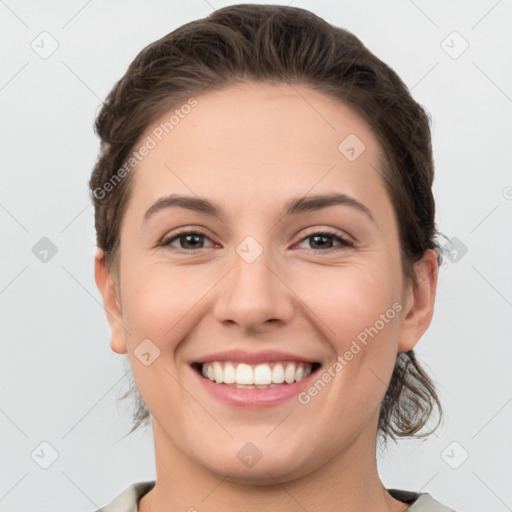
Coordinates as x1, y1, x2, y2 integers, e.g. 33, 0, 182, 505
397, 249, 439, 352
94, 249, 127, 354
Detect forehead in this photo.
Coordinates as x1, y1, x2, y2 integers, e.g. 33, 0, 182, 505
129, 81, 387, 216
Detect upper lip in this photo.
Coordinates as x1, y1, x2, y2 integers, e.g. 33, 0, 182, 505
193, 350, 320, 365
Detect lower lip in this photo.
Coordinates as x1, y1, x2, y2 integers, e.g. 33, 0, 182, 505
194, 367, 319, 408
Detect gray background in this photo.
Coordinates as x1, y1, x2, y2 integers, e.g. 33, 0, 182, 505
1, 1, 511, 511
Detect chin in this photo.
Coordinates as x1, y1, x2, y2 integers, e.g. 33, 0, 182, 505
196, 443, 319, 485
212, 462, 306, 486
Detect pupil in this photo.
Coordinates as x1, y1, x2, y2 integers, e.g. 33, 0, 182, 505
183, 234, 202, 249
311, 235, 331, 249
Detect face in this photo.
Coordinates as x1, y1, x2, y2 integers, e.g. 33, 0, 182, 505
96, 81, 437, 483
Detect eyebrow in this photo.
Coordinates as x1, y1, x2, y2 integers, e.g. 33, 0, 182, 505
143, 193, 374, 223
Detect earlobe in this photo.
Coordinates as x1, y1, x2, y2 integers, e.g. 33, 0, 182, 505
397, 249, 439, 352
94, 249, 127, 354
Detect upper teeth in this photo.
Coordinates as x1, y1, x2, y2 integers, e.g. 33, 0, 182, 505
201, 362, 312, 385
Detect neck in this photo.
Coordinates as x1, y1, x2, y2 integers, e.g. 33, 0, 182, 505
139, 420, 407, 512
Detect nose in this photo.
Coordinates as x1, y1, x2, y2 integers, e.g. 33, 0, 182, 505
213, 244, 295, 334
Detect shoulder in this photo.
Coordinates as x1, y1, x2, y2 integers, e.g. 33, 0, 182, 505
388, 488, 460, 511
91, 481, 155, 512
93, 483, 461, 512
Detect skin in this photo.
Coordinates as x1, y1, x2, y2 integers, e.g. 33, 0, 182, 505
95, 82, 438, 512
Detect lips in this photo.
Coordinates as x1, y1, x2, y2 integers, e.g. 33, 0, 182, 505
195, 349, 319, 364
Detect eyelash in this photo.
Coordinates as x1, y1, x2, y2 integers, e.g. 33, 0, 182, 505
160, 229, 354, 253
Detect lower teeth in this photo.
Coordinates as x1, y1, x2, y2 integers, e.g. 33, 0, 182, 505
230, 383, 285, 389
202, 380, 292, 389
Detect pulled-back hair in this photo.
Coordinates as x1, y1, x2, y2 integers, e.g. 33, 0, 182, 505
90, 4, 442, 440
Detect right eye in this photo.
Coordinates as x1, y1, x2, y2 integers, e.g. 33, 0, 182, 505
160, 230, 216, 251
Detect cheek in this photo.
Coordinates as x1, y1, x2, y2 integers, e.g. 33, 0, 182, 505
293, 260, 401, 344
119, 261, 215, 349
292, 262, 402, 408
118, 264, 210, 427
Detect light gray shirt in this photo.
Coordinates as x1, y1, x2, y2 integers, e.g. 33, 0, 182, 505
93, 481, 459, 511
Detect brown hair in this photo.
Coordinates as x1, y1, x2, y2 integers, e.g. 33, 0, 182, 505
90, 4, 442, 440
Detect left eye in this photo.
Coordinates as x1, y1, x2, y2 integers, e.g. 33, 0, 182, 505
161, 230, 353, 251
296, 232, 353, 250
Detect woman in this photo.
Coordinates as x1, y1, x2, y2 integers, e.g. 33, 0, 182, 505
90, 4, 457, 511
